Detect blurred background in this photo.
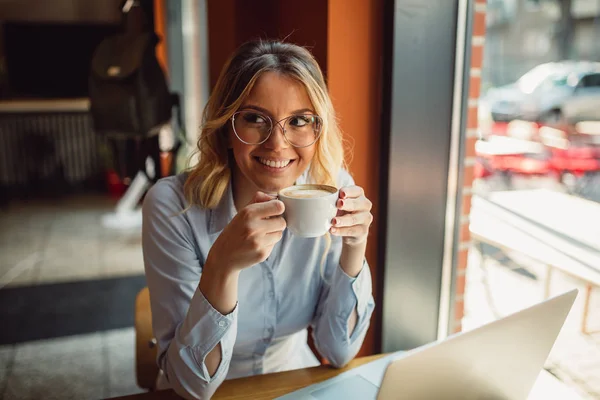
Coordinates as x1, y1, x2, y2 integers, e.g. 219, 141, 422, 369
0, 0, 599, 399
469, 0, 600, 399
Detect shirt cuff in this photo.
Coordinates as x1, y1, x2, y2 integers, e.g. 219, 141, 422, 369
331, 260, 372, 338
177, 287, 238, 382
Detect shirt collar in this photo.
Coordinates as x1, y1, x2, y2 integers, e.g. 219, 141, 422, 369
208, 182, 237, 235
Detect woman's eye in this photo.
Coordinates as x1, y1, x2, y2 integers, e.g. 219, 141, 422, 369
244, 113, 267, 124
290, 116, 311, 127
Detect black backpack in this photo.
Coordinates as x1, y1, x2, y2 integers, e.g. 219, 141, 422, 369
89, 31, 173, 137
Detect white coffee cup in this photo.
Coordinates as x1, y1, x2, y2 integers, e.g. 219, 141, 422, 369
278, 184, 339, 238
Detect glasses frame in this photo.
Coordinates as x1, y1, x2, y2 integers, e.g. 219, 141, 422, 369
231, 110, 323, 148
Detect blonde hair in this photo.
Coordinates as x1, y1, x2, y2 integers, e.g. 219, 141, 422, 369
184, 40, 346, 209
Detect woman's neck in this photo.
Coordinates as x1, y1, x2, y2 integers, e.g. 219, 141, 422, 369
231, 165, 257, 212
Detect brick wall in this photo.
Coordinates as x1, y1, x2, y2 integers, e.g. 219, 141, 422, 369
453, 0, 487, 334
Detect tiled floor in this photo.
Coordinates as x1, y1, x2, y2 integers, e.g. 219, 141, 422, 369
0, 328, 142, 400
0, 196, 144, 288
0, 195, 146, 399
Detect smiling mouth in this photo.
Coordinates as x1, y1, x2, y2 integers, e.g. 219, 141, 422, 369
256, 157, 294, 169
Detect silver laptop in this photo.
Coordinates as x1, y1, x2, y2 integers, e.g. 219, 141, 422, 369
279, 289, 577, 400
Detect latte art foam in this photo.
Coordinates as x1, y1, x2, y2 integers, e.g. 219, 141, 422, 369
283, 189, 334, 199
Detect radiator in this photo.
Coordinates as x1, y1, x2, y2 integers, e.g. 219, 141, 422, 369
0, 106, 104, 190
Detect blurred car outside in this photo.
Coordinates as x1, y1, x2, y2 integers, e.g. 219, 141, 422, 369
474, 120, 600, 198
481, 61, 600, 124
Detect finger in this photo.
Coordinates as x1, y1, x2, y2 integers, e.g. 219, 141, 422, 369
249, 199, 285, 218
332, 211, 373, 228
339, 186, 364, 199
264, 230, 284, 246
250, 191, 278, 205
329, 224, 369, 238
337, 197, 372, 212
262, 216, 287, 233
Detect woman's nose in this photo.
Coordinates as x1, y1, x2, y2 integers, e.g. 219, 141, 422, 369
264, 122, 289, 150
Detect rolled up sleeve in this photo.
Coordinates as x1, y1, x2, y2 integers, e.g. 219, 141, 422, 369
310, 169, 375, 367
142, 180, 236, 399
164, 289, 238, 398
311, 256, 375, 368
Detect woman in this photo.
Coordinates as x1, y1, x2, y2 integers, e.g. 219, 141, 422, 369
142, 40, 375, 399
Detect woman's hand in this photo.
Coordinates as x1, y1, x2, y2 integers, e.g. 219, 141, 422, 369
330, 186, 373, 247
207, 192, 286, 272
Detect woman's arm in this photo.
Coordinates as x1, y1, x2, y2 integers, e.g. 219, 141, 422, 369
199, 254, 240, 376
311, 175, 376, 368
143, 181, 239, 400
143, 182, 286, 399
310, 239, 375, 368
339, 240, 368, 334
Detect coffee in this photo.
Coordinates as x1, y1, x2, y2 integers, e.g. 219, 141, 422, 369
284, 188, 334, 199
278, 184, 339, 237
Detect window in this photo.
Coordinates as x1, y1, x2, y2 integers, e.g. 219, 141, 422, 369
579, 73, 600, 88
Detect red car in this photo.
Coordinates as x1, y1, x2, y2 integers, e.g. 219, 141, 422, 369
475, 120, 600, 194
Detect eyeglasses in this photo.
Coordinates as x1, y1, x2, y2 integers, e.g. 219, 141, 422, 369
231, 110, 323, 148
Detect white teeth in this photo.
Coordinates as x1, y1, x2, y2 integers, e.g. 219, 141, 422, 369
259, 158, 291, 168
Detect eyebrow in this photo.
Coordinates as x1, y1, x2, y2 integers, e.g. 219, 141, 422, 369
240, 104, 316, 116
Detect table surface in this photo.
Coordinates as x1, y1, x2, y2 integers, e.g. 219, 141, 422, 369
109, 352, 583, 400
110, 354, 384, 400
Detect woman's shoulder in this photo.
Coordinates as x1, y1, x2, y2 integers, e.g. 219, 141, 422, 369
147, 172, 186, 199
144, 173, 194, 214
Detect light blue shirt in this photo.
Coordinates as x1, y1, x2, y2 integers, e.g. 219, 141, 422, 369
142, 169, 375, 400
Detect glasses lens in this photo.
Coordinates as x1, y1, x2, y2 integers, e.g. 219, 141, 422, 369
284, 115, 323, 147
233, 111, 272, 144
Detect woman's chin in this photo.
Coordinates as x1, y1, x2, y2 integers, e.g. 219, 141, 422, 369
251, 166, 306, 194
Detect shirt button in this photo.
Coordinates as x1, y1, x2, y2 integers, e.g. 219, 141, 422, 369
267, 271, 273, 279
268, 291, 274, 298
268, 327, 274, 334
218, 321, 226, 327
